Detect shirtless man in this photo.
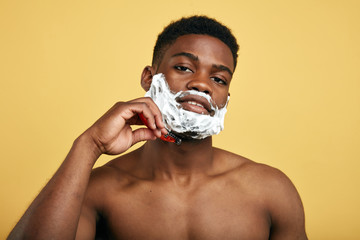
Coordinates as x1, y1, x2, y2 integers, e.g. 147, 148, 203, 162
8, 16, 307, 240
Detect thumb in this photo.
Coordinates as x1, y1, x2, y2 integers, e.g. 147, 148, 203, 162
132, 128, 157, 145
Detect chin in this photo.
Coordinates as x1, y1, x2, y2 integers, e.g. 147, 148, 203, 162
172, 131, 210, 141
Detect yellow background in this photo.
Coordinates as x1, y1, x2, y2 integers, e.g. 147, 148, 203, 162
1, 0, 359, 239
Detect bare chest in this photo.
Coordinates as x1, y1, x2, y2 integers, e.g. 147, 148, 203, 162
99, 181, 270, 240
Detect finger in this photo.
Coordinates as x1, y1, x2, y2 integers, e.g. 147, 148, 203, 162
136, 103, 158, 130
132, 113, 167, 138
132, 128, 157, 145
128, 98, 165, 130
119, 102, 157, 129
130, 98, 167, 133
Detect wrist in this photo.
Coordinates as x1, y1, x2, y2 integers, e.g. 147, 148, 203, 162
74, 131, 103, 164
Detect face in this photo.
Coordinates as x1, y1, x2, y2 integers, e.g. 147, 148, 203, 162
145, 73, 229, 139
154, 34, 234, 112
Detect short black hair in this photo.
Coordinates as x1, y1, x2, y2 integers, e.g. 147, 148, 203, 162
152, 15, 239, 70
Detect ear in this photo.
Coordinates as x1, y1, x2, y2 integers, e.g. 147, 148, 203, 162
141, 66, 155, 91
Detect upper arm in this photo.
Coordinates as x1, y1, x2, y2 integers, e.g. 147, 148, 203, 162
75, 169, 105, 240
75, 201, 96, 240
265, 168, 308, 240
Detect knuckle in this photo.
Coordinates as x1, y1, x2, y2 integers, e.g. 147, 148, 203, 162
114, 101, 124, 108
140, 102, 150, 109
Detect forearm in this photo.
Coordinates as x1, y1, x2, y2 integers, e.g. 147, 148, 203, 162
8, 133, 101, 240
8, 99, 165, 239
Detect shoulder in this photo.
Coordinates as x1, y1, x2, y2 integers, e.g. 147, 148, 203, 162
216, 149, 307, 238
213, 147, 285, 181
213, 147, 298, 193
84, 149, 143, 207
76, 150, 143, 238
214, 148, 305, 225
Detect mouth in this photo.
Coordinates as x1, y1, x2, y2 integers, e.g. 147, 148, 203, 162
176, 94, 215, 116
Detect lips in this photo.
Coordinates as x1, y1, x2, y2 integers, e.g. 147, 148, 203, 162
176, 94, 214, 116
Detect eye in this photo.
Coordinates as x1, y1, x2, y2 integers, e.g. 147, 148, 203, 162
174, 65, 193, 73
211, 76, 227, 86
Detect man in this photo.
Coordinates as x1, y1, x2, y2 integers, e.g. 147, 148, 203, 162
8, 16, 307, 239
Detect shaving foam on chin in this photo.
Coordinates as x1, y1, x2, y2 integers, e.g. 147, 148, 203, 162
145, 73, 229, 139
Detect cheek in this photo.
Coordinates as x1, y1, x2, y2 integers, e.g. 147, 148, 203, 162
217, 98, 228, 108
163, 73, 187, 92
213, 89, 229, 108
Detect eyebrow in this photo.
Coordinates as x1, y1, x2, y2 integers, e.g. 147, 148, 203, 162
172, 52, 199, 61
171, 52, 233, 76
212, 64, 233, 76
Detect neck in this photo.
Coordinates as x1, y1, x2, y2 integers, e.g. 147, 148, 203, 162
139, 137, 215, 184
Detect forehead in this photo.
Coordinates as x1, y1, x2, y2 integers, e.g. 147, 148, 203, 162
161, 34, 234, 70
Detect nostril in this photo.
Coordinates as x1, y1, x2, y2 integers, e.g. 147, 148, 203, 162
192, 87, 199, 91
187, 79, 212, 95
191, 87, 210, 95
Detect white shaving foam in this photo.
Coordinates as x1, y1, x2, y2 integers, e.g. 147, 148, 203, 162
145, 73, 229, 139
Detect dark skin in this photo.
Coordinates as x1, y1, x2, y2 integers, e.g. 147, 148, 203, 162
8, 34, 307, 240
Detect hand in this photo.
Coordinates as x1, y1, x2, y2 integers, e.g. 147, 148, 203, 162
83, 97, 167, 156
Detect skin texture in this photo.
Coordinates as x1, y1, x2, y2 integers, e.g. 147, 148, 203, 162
8, 35, 307, 240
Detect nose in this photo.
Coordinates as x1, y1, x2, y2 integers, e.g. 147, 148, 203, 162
186, 73, 212, 95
